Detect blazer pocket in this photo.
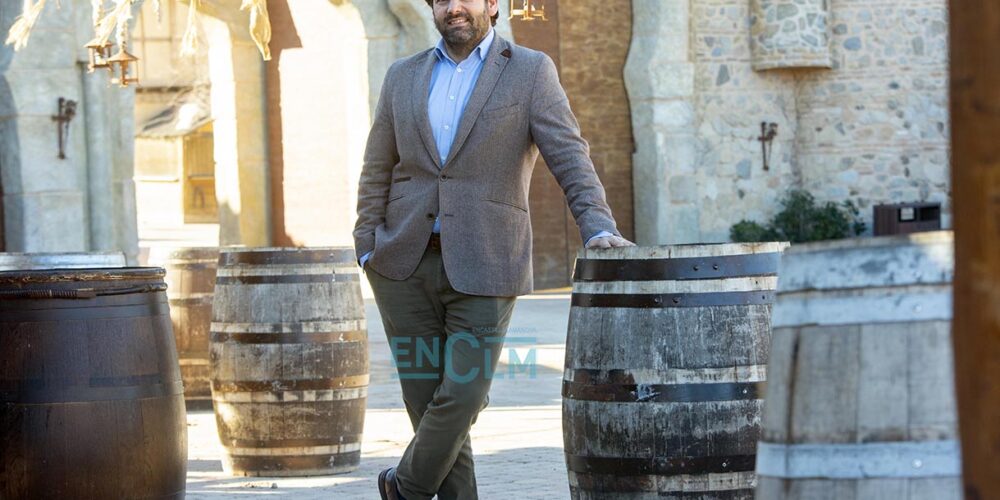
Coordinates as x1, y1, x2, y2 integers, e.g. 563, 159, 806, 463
387, 193, 406, 203
485, 197, 528, 213
481, 103, 522, 121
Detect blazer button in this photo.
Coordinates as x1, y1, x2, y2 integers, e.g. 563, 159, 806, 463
426, 213, 435, 220
439, 174, 449, 181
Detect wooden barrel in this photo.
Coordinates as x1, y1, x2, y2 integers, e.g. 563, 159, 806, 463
148, 246, 218, 407
563, 242, 788, 499
756, 231, 961, 499
0, 251, 126, 270
0, 267, 187, 499
210, 247, 369, 477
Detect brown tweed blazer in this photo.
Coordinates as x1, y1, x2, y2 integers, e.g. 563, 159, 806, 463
353, 34, 620, 297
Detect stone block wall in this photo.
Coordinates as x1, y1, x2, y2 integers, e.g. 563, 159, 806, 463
0, 0, 138, 259
629, 0, 950, 245
750, 0, 833, 70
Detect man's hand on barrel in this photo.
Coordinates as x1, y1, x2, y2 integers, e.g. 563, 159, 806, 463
585, 235, 636, 249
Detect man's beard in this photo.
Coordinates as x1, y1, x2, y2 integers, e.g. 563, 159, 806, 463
435, 9, 491, 48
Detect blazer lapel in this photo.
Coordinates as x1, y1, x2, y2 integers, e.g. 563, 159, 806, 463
412, 50, 443, 170
442, 35, 511, 170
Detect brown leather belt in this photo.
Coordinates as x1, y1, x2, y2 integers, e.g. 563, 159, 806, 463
427, 233, 442, 251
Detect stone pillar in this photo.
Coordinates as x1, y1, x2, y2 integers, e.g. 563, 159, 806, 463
203, 15, 270, 247
625, 0, 698, 244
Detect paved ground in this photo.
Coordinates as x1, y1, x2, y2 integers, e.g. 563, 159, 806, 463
185, 292, 574, 499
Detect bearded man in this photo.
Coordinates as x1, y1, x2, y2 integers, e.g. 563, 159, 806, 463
355, 1, 634, 498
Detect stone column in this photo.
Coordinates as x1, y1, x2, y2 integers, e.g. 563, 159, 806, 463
0, 0, 89, 252
203, 15, 270, 247
625, 0, 698, 244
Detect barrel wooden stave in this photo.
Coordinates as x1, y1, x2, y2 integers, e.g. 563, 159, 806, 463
210, 247, 368, 477
0, 268, 187, 499
565, 243, 786, 499
150, 247, 218, 404
756, 232, 961, 500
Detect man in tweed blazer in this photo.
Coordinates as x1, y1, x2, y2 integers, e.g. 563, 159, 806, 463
356, 1, 633, 498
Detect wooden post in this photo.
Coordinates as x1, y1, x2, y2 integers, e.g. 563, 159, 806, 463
949, 1, 1000, 498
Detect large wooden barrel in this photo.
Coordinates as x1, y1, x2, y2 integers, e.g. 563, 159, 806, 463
0, 251, 126, 270
563, 242, 788, 499
148, 246, 218, 407
210, 247, 369, 477
756, 231, 961, 499
0, 267, 187, 499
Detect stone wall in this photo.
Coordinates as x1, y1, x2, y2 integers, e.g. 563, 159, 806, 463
0, 0, 138, 260
629, 0, 950, 245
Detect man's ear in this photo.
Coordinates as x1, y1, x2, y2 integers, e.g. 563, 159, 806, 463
488, 0, 500, 17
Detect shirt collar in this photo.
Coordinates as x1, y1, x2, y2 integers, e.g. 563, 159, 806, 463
434, 28, 495, 65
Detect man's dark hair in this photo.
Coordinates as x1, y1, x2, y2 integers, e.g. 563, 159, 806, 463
425, 0, 499, 27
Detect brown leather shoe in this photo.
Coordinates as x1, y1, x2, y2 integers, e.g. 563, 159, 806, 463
378, 467, 406, 500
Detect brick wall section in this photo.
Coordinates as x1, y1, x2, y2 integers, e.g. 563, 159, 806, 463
559, 0, 635, 243
514, 0, 635, 289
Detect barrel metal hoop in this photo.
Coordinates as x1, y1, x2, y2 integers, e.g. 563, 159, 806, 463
222, 436, 364, 449
574, 253, 781, 282
562, 379, 765, 403
565, 453, 757, 476
219, 249, 357, 266
571, 291, 775, 308
210, 330, 368, 344
225, 450, 361, 473
755, 440, 962, 479
2, 376, 184, 403
0, 298, 169, 321
215, 274, 359, 285
212, 375, 370, 393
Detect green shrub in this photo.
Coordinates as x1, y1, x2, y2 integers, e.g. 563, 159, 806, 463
730, 189, 866, 243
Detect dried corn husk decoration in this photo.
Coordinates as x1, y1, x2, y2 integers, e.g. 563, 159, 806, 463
179, 0, 200, 57
5, 0, 49, 51
93, 0, 132, 46
90, 0, 103, 25
240, 0, 271, 61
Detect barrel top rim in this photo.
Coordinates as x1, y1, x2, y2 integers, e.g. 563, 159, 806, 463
0, 266, 166, 283
785, 231, 953, 254
219, 246, 354, 253
578, 241, 789, 259
0, 251, 127, 256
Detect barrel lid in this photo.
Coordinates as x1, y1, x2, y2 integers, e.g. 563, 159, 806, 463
777, 231, 954, 293
0, 267, 167, 297
578, 241, 789, 260
146, 246, 219, 263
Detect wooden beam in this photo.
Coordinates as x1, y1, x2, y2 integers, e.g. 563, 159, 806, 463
949, 0, 1000, 498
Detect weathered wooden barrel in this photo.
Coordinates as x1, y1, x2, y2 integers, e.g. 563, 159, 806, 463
756, 231, 961, 499
0, 251, 126, 270
0, 267, 187, 499
148, 246, 218, 407
563, 242, 788, 499
210, 247, 369, 477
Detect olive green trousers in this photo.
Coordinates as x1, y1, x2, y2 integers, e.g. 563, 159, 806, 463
367, 245, 517, 500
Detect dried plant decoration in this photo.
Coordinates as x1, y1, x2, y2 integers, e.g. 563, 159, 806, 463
240, 0, 271, 61
93, 0, 132, 46
90, 0, 104, 25
179, 0, 200, 57
5, 0, 49, 51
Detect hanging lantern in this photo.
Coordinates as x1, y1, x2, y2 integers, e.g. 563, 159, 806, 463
509, 0, 547, 21
84, 37, 114, 73
106, 43, 139, 87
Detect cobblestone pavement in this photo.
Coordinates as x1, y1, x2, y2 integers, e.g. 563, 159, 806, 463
186, 293, 574, 499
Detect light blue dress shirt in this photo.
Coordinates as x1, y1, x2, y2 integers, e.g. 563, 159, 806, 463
360, 30, 611, 268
